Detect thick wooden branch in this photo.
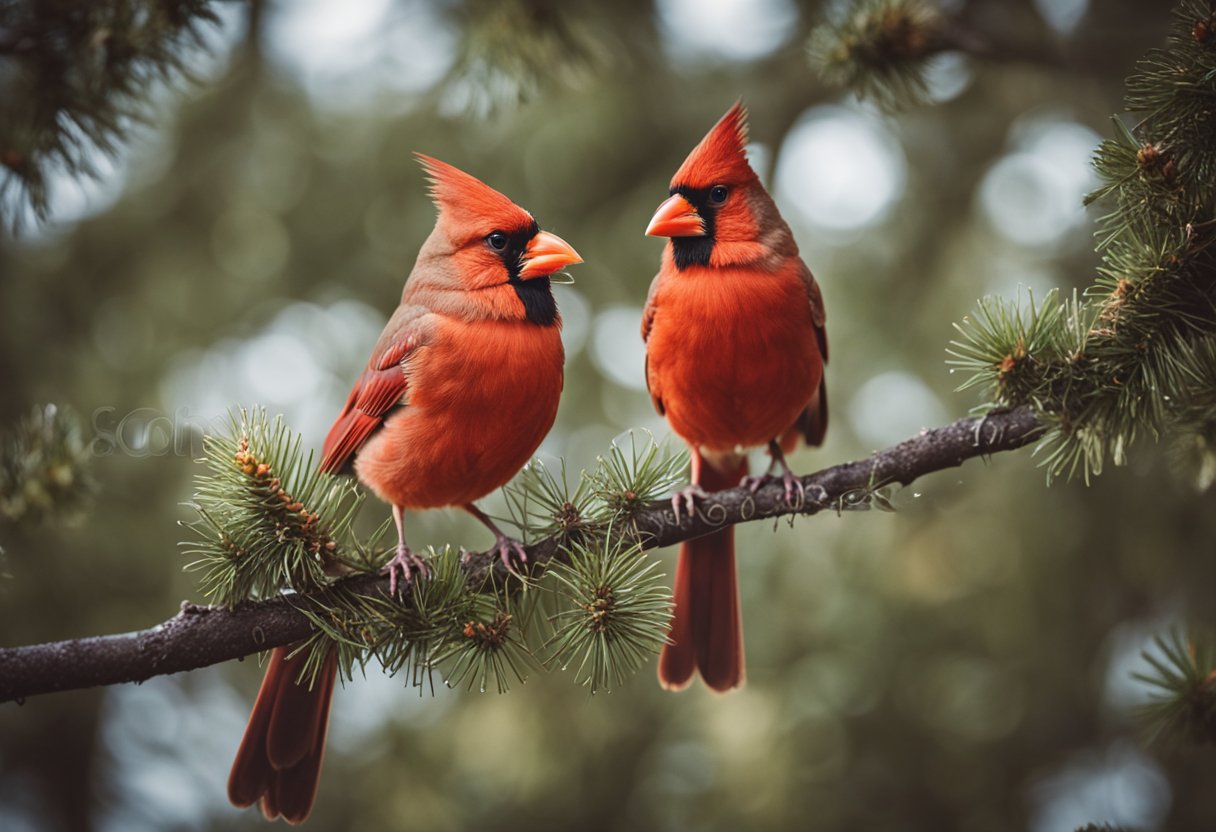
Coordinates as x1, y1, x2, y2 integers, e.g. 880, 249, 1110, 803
0, 406, 1044, 704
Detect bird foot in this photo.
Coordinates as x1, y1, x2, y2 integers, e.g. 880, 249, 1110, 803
743, 470, 806, 507
383, 544, 431, 596
780, 469, 806, 507
491, 534, 528, 574
741, 472, 771, 494
671, 483, 709, 523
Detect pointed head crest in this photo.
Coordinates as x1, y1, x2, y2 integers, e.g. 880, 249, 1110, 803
415, 153, 534, 236
671, 101, 758, 190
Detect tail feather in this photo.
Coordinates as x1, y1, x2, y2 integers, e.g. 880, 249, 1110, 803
783, 384, 828, 453
267, 653, 331, 770
689, 523, 744, 691
229, 646, 338, 824
228, 662, 277, 809
658, 451, 747, 693
658, 540, 697, 690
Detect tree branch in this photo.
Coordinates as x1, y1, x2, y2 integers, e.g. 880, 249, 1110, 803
0, 406, 1044, 704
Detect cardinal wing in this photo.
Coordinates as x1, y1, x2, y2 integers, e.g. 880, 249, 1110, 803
795, 261, 829, 446
319, 307, 431, 475
641, 271, 666, 416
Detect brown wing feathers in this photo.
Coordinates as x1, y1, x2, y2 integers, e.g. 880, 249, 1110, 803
319, 336, 416, 475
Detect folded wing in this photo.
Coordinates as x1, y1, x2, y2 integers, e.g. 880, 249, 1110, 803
319, 307, 430, 475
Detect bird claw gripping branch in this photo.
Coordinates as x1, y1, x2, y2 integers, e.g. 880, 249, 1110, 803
742, 440, 807, 508
742, 469, 807, 508
670, 483, 710, 523
383, 545, 432, 596
490, 535, 528, 572
459, 534, 528, 576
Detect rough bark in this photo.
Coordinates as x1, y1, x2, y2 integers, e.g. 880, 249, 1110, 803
0, 406, 1044, 703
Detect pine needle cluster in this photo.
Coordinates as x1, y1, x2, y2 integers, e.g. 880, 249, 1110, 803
183, 413, 678, 694
948, 0, 1216, 483
944, 2, 1216, 750
812, 0, 1216, 756
807, 0, 949, 110
545, 528, 672, 692
0, 0, 220, 228
295, 546, 535, 694
500, 432, 686, 547
442, 0, 610, 116
182, 409, 362, 606
0, 404, 95, 528
1135, 630, 1216, 747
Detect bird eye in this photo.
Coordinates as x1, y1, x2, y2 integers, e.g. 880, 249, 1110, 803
709, 185, 729, 206
486, 231, 508, 250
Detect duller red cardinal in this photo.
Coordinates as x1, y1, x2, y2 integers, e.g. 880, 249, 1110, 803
227, 155, 581, 823
641, 101, 828, 692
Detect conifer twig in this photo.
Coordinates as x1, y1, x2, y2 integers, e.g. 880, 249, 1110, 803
0, 406, 1043, 704
0, 0, 221, 228
945, 0, 1216, 482
806, 0, 1065, 110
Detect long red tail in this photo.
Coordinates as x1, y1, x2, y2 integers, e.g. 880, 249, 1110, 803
228, 646, 338, 824
658, 450, 747, 692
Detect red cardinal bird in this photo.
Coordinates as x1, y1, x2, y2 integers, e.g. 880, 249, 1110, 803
227, 155, 581, 823
641, 102, 828, 692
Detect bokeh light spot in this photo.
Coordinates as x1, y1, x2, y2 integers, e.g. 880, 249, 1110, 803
555, 285, 591, 359
266, 0, 455, 107
979, 118, 1100, 247
656, 0, 798, 63
775, 106, 907, 232
591, 306, 648, 391
848, 371, 949, 448
924, 52, 973, 103
1030, 743, 1171, 832
1034, 0, 1089, 34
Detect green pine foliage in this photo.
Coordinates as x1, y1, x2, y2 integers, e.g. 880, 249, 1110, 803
0, 0, 220, 228
0, 0, 622, 228
816, 0, 1216, 480
431, 591, 536, 694
502, 457, 595, 543
501, 430, 686, 545
947, 1, 1216, 485
0, 404, 95, 527
807, 0, 948, 110
443, 0, 611, 115
182, 409, 362, 605
292, 545, 467, 689
817, 0, 1216, 759
182, 412, 675, 694
545, 529, 671, 692
587, 430, 687, 519
1135, 630, 1216, 746
1165, 338, 1216, 489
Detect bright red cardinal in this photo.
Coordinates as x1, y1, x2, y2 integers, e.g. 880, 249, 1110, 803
227, 155, 581, 823
642, 102, 828, 692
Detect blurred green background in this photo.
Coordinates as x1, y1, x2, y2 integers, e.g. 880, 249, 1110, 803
3, 1, 1216, 830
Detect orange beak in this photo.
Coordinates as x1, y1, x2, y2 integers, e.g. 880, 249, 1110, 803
645, 194, 705, 238
519, 230, 583, 279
